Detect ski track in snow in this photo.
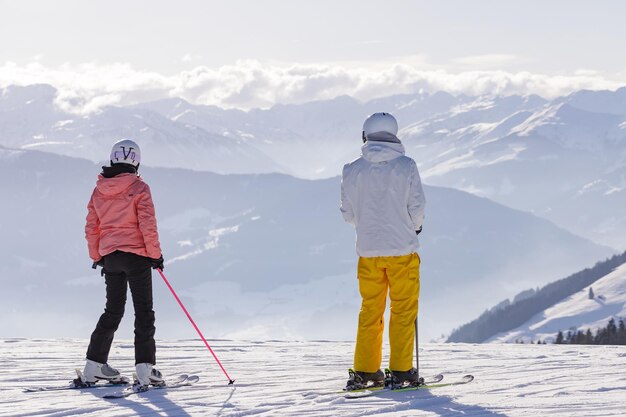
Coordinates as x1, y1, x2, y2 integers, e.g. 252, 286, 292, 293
1, 339, 625, 416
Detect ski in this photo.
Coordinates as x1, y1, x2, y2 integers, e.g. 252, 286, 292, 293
24, 369, 130, 392
102, 374, 199, 399
301, 373, 443, 398
345, 374, 474, 399
344, 372, 444, 394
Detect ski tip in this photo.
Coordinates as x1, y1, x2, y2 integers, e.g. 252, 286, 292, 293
228, 379, 235, 385
175, 374, 188, 382
462, 375, 474, 383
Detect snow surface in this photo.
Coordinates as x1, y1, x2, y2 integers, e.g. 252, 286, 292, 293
489, 263, 626, 344
2, 339, 626, 416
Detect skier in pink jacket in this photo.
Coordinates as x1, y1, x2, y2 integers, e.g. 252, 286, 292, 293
82, 139, 165, 387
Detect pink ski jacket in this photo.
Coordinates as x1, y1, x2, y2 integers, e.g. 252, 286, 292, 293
85, 173, 162, 262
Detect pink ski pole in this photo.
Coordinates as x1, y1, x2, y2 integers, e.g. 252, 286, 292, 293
157, 268, 235, 384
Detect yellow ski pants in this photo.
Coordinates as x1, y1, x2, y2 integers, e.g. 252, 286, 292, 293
354, 252, 420, 373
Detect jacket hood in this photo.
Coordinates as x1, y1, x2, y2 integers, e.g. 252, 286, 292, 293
361, 140, 405, 163
96, 172, 140, 196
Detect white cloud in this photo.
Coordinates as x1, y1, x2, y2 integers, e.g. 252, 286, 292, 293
0, 60, 624, 114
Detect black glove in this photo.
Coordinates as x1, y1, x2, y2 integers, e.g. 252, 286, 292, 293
416, 226, 422, 236
150, 255, 164, 271
92, 259, 104, 269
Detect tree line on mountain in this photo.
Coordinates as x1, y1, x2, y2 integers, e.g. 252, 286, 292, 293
554, 318, 626, 345
446, 250, 626, 343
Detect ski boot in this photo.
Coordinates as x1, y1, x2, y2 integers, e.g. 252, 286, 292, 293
385, 368, 425, 389
134, 363, 165, 391
345, 368, 385, 391
77, 359, 128, 387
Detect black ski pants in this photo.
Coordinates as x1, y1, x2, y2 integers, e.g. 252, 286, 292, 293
86, 251, 156, 365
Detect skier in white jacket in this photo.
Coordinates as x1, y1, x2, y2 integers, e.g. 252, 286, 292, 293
340, 112, 426, 389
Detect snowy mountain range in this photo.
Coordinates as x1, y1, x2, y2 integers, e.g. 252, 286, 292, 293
3, 84, 626, 249
489, 258, 626, 344
402, 90, 626, 249
0, 84, 281, 174
0, 147, 612, 341
131, 88, 626, 249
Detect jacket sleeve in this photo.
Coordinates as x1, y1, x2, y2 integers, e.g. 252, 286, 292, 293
408, 161, 426, 230
340, 165, 355, 226
85, 192, 102, 262
137, 184, 163, 259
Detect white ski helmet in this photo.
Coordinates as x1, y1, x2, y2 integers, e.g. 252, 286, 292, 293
362, 112, 398, 142
110, 139, 141, 167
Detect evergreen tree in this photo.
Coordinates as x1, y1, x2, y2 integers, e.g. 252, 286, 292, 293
576, 330, 585, 344
618, 319, 626, 345
554, 320, 626, 345
555, 331, 564, 344
594, 328, 603, 344
607, 318, 617, 344
588, 287, 595, 299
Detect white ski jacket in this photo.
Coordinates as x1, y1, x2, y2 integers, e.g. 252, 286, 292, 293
340, 136, 426, 258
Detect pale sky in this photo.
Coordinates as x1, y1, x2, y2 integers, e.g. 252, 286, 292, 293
1, 0, 625, 111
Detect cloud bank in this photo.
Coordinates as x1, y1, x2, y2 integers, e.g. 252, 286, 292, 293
1, 60, 624, 114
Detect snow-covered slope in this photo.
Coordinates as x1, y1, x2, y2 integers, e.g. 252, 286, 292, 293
0, 148, 613, 342
2, 338, 626, 416
490, 263, 626, 344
